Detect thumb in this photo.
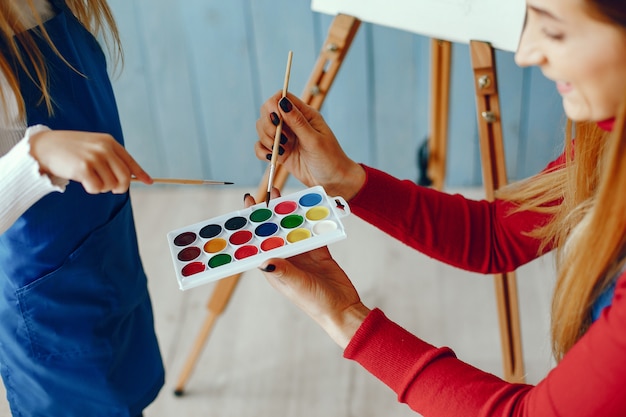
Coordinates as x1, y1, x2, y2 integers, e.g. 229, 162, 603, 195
258, 258, 298, 286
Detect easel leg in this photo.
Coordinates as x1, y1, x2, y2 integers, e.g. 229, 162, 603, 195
173, 170, 284, 395
470, 40, 525, 383
493, 272, 524, 381
174, 274, 240, 396
172, 14, 361, 396
427, 39, 451, 190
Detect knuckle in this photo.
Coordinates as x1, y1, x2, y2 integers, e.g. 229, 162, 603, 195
289, 112, 308, 129
73, 160, 92, 177
83, 184, 99, 194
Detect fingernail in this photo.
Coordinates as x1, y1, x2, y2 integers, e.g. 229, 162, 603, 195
270, 112, 280, 126
266, 153, 272, 161
279, 97, 292, 113
280, 133, 288, 145
260, 264, 276, 272
243, 192, 251, 202
278, 146, 284, 155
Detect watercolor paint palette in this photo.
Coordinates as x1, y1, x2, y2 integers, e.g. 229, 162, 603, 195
167, 186, 351, 290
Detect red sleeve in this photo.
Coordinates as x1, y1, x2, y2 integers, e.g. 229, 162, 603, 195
344, 271, 626, 416
349, 157, 564, 273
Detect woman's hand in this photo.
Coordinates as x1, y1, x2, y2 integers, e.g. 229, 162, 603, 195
260, 246, 370, 349
255, 91, 366, 200
244, 191, 370, 348
29, 129, 152, 194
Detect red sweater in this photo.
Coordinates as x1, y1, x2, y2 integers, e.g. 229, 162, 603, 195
343, 162, 626, 416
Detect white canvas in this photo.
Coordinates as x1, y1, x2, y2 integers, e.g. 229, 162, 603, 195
311, 0, 526, 52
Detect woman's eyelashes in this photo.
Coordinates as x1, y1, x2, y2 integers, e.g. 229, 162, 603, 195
542, 28, 565, 40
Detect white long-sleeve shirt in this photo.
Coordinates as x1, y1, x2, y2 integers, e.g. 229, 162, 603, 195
0, 0, 68, 234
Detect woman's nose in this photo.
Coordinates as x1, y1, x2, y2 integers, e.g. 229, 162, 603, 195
514, 18, 545, 67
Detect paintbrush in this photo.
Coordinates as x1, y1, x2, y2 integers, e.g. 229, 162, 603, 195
131, 177, 234, 186
266, 50, 293, 206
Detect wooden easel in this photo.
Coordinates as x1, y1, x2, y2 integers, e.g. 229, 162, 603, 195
174, 13, 524, 395
469, 40, 525, 382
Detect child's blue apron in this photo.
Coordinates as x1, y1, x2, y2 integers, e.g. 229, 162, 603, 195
0, 1, 164, 415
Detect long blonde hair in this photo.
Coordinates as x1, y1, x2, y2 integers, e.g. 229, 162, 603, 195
0, 0, 122, 117
497, 101, 626, 360
498, 0, 626, 362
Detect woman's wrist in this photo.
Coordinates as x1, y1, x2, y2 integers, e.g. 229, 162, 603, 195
324, 162, 366, 202
320, 303, 371, 349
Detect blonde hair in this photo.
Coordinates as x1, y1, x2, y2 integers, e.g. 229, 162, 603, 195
0, 0, 122, 117
497, 102, 626, 360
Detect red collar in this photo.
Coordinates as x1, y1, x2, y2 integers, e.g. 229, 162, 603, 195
597, 118, 615, 131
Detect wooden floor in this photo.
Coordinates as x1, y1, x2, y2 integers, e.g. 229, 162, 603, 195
0, 186, 556, 416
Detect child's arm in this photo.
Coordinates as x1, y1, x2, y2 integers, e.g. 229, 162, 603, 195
0, 125, 152, 234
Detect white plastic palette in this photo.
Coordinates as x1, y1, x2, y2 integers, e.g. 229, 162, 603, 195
167, 186, 351, 290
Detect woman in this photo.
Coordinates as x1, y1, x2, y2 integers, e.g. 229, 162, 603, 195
252, 0, 626, 415
0, 1, 163, 416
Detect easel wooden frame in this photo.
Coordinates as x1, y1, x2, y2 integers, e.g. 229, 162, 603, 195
174, 13, 524, 395
470, 40, 525, 382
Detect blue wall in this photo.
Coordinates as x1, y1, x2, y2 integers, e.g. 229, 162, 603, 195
108, 0, 566, 188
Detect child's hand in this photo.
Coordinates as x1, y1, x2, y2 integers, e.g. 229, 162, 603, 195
29, 129, 152, 194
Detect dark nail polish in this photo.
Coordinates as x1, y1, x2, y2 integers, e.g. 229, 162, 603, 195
266, 153, 272, 161
280, 133, 288, 145
278, 146, 285, 156
260, 264, 276, 272
243, 193, 251, 202
270, 112, 280, 126
279, 97, 292, 113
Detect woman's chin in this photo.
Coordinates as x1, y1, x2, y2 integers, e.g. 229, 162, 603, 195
563, 99, 614, 123
563, 101, 590, 122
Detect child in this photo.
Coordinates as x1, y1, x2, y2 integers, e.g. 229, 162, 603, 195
0, 1, 163, 415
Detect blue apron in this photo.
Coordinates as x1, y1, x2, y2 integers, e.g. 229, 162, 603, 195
0, 1, 164, 415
